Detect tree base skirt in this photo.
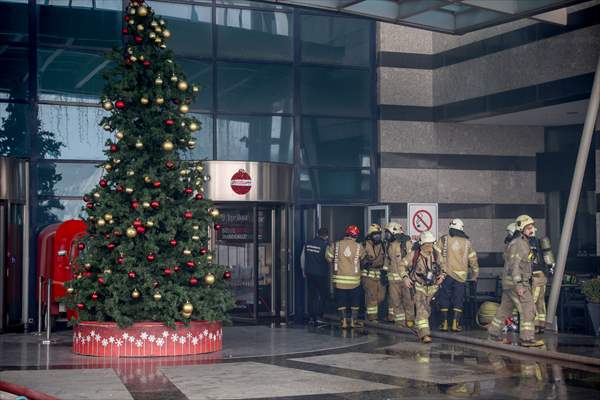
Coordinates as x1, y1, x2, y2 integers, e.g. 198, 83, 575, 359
72, 320, 222, 357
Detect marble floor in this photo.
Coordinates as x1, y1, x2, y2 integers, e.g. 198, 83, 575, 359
0, 324, 599, 400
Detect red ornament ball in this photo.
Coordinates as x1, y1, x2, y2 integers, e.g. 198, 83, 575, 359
153, 181, 161, 188
134, 36, 142, 44
115, 101, 125, 109
83, 271, 92, 278
77, 303, 85, 310
104, 234, 111, 239
133, 219, 142, 228
107, 242, 116, 250
186, 260, 195, 268
169, 239, 177, 247
183, 211, 193, 219
189, 277, 198, 286
98, 277, 105, 284
78, 243, 85, 250
116, 185, 124, 193
110, 144, 119, 153
164, 268, 172, 276
124, 15, 130, 21
224, 270, 232, 280
165, 161, 175, 170
165, 119, 174, 126
150, 201, 160, 209
146, 253, 155, 262
128, 271, 136, 279
136, 226, 145, 234
91, 292, 98, 300
214, 223, 222, 231
131, 201, 139, 209
195, 193, 204, 201
200, 248, 208, 255
117, 257, 124, 265
86, 203, 94, 210
184, 188, 193, 195
121, 27, 129, 34
143, 60, 151, 68
174, 265, 181, 272
99, 179, 108, 187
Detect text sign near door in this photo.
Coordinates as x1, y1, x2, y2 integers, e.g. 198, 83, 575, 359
408, 203, 438, 241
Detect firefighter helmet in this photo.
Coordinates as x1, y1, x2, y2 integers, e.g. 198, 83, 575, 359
367, 223, 382, 235
345, 225, 360, 237
419, 231, 436, 244
506, 222, 517, 235
515, 215, 535, 231
449, 218, 464, 231
384, 221, 402, 234
477, 301, 499, 327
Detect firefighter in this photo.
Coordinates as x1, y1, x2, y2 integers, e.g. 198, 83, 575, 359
488, 215, 544, 347
301, 227, 330, 325
325, 225, 365, 329
362, 223, 386, 322
383, 222, 415, 327
438, 219, 479, 332
529, 236, 555, 334
401, 231, 446, 343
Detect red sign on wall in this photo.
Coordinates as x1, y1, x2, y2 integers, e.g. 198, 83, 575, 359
230, 169, 252, 195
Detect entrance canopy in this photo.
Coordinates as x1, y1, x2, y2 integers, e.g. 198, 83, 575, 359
256, 0, 584, 34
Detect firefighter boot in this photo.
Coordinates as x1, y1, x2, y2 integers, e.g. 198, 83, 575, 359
339, 310, 349, 329
421, 335, 432, 344
406, 320, 415, 329
520, 338, 545, 348
439, 308, 449, 332
451, 310, 463, 332
350, 310, 363, 328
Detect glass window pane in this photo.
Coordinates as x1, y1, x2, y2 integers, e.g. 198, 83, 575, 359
301, 117, 372, 167
148, 2, 212, 57
301, 66, 371, 117
218, 62, 292, 113
38, 48, 112, 102
0, 102, 30, 157
300, 14, 371, 66
184, 113, 213, 161
216, 0, 291, 10
216, 7, 292, 61
0, 0, 29, 42
300, 168, 372, 201
37, 2, 122, 48
38, 198, 85, 226
38, 104, 108, 160
177, 58, 213, 111
0, 46, 28, 100
37, 161, 101, 196
217, 115, 293, 163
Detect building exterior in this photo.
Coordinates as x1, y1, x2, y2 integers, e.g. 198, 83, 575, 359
0, 0, 598, 330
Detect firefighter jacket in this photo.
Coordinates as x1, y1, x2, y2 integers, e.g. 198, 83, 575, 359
398, 243, 446, 285
439, 234, 479, 283
384, 237, 412, 282
362, 240, 385, 279
502, 235, 533, 288
326, 237, 364, 289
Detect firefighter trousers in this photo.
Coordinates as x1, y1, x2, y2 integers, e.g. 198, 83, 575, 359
362, 276, 385, 320
414, 283, 439, 338
388, 282, 415, 323
532, 273, 547, 328
488, 284, 535, 342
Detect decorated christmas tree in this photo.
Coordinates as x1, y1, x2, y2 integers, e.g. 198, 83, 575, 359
64, 0, 234, 328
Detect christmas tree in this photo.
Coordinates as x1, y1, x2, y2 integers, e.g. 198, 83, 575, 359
63, 0, 234, 328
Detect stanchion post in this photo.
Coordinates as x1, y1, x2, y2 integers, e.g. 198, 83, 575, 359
35, 275, 44, 335
42, 278, 52, 344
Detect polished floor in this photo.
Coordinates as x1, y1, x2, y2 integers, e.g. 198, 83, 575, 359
0, 324, 599, 400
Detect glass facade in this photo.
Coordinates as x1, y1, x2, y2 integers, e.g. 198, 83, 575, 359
0, 0, 376, 227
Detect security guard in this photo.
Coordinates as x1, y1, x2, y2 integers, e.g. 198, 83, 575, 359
362, 224, 386, 322
326, 225, 365, 329
383, 222, 415, 327
438, 219, 479, 332
401, 231, 446, 343
488, 215, 544, 347
301, 227, 330, 325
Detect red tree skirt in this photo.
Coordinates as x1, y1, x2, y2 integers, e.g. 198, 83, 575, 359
73, 321, 222, 357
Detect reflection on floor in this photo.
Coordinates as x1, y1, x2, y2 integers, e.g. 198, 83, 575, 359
0, 324, 599, 400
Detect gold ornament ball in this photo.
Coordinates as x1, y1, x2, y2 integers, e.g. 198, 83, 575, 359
177, 81, 188, 91
183, 249, 192, 256
144, 176, 152, 183
103, 124, 112, 131
104, 213, 113, 221
191, 235, 200, 241
155, 26, 162, 33
66, 287, 74, 294
192, 225, 199, 230
104, 269, 112, 274
155, 96, 165, 105
129, 7, 136, 15
142, 201, 150, 208
127, 170, 135, 176
159, 19, 165, 25
153, 292, 162, 301
114, 159, 121, 164
146, 220, 155, 227
182, 302, 193, 314
154, 37, 162, 44
162, 29, 171, 38
116, 131, 124, 140
192, 85, 199, 93
206, 254, 213, 262
135, 140, 144, 149
128, 19, 135, 26
170, 74, 178, 82
182, 311, 192, 319
84, 263, 92, 270
149, 32, 156, 39
129, 55, 137, 62
179, 169, 189, 176
189, 122, 199, 132
132, 289, 141, 299
151, 20, 158, 27
137, 5, 148, 16
108, 219, 114, 225
179, 104, 189, 113
93, 192, 100, 199
103, 163, 113, 171
140, 97, 149, 105
209, 208, 220, 218
126, 227, 137, 238
97, 219, 106, 227
160, 44, 167, 49
188, 140, 196, 148
196, 165, 204, 172
125, 187, 134, 194
154, 76, 163, 85
204, 273, 216, 285
162, 140, 174, 151
102, 101, 113, 111
136, 24, 144, 31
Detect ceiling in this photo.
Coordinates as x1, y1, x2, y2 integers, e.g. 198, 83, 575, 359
255, 0, 585, 34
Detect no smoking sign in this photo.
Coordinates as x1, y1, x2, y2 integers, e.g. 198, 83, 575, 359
408, 203, 438, 241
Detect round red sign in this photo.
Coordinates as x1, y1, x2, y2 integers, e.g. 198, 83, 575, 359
230, 169, 252, 195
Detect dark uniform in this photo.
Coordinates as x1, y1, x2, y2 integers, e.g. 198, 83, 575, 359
302, 236, 330, 322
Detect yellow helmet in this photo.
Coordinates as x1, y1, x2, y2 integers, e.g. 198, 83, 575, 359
515, 215, 535, 231
384, 221, 403, 234
367, 223, 382, 235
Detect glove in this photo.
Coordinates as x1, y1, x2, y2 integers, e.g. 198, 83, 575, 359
380, 270, 388, 285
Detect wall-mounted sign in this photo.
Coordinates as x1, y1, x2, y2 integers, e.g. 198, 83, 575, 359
407, 203, 438, 241
230, 169, 252, 195
216, 208, 270, 243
